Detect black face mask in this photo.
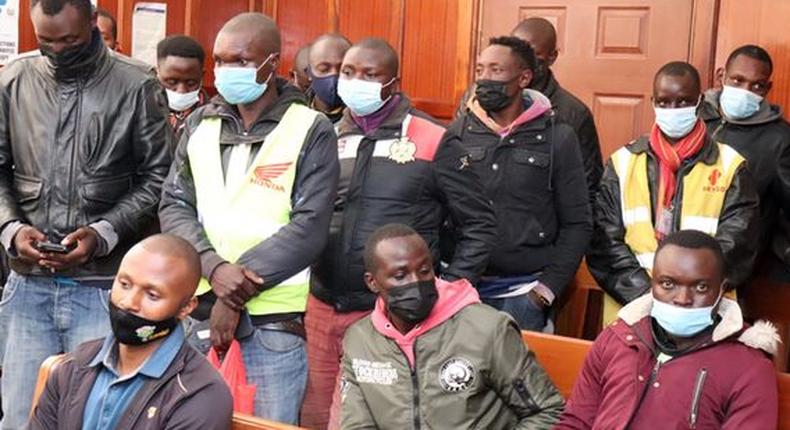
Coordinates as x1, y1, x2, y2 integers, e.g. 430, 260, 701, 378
109, 300, 179, 345
475, 78, 516, 113
386, 279, 438, 325
530, 59, 550, 91
309, 72, 344, 110
39, 28, 102, 79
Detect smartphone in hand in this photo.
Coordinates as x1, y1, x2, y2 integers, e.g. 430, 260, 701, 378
35, 241, 75, 254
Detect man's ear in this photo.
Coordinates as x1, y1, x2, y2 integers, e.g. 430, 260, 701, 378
177, 296, 198, 320
715, 67, 725, 88
364, 272, 379, 294
547, 49, 558, 66
519, 68, 533, 89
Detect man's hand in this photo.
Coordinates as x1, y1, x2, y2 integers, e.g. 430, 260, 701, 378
210, 300, 241, 354
528, 290, 550, 310
12, 225, 46, 264
39, 227, 99, 271
210, 263, 264, 310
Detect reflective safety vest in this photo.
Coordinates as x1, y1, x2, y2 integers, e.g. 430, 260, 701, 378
187, 104, 318, 315
602, 142, 744, 325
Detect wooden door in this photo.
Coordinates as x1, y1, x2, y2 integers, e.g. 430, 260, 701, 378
479, 0, 716, 158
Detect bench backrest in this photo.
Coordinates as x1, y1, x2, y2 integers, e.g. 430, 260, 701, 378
523, 330, 790, 429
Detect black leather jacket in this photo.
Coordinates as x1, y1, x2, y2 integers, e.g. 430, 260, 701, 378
587, 135, 760, 303
0, 42, 172, 279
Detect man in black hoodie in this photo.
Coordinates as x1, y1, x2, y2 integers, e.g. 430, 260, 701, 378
701, 45, 790, 279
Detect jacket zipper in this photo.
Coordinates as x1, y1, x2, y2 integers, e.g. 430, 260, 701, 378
410, 346, 421, 430
65, 82, 83, 236
688, 368, 708, 429
513, 378, 541, 414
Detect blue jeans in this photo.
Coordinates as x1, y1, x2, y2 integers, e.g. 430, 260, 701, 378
483, 293, 548, 331
186, 322, 307, 424
0, 272, 111, 430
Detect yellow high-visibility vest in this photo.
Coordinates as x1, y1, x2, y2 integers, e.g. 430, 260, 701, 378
602, 142, 744, 326
187, 104, 318, 315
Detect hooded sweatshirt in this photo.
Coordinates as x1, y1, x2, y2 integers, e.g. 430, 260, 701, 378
701, 89, 790, 264
341, 277, 564, 429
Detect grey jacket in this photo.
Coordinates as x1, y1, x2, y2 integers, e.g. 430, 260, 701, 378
29, 337, 233, 430
159, 79, 339, 291
0, 34, 172, 280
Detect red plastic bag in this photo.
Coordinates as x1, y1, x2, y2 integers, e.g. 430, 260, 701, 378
207, 340, 257, 414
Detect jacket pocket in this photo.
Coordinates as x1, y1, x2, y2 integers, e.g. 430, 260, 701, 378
688, 368, 707, 429
513, 378, 541, 416
80, 175, 133, 218
13, 174, 43, 212
507, 149, 551, 199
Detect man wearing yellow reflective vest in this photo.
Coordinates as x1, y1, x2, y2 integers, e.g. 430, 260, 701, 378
587, 62, 759, 326
158, 13, 339, 424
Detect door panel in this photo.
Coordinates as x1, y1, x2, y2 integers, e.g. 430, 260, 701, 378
480, 0, 696, 158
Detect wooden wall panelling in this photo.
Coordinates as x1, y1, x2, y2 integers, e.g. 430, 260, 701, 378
18, 0, 37, 53
714, 0, 790, 118
275, 0, 329, 77
115, 0, 186, 58
337, 0, 403, 50
688, 0, 719, 88
400, 0, 461, 120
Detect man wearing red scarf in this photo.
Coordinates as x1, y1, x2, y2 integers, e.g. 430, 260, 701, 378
587, 61, 759, 315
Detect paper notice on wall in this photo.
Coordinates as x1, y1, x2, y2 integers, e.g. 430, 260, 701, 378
131, 2, 166, 66
0, 0, 20, 66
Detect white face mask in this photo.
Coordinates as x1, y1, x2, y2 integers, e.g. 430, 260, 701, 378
166, 88, 201, 112
719, 85, 764, 120
337, 77, 395, 116
653, 100, 700, 139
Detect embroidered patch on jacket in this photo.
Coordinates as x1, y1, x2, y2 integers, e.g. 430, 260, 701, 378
439, 357, 475, 392
388, 137, 417, 164
352, 358, 399, 385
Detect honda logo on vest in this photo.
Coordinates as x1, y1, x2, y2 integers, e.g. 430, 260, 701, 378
252, 162, 291, 192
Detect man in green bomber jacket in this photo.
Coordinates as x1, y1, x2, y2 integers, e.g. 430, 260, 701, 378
340, 224, 564, 429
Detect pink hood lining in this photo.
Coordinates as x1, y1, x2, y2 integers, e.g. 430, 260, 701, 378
370, 278, 481, 368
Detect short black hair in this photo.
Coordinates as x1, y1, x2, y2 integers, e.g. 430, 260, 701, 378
363, 224, 421, 273
353, 37, 400, 77
489, 36, 537, 71
656, 230, 725, 279
157, 35, 206, 66
726, 44, 773, 76
31, 0, 92, 21
96, 7, 117, 40
654, 61, 701, 94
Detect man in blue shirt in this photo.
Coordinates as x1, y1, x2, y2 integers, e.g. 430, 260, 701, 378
29, 234, 232, 429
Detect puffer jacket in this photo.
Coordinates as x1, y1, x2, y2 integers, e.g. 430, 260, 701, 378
311, 96, 496, 312
0, 31, 172, 279
341, 278, 564, 429
587, 135, 759, 303
446, 90, 591, 297
701, 89, 790, 267
557, 294, 779, 429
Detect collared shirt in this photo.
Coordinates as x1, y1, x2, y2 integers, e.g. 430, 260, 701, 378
82, 324, 185, 430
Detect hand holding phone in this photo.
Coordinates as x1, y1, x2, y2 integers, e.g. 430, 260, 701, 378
35, 240, 76, 254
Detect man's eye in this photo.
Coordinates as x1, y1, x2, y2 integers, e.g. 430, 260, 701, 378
660, 280, 673, 289
695, 283, 708, 293
146, 291, 160, 301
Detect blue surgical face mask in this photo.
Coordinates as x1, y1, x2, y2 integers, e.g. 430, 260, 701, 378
654, 101, 700, 139
650, 291, 722, 337
719, 85, 763, 120
214, 54, 275, 105
337, 77, 395, 116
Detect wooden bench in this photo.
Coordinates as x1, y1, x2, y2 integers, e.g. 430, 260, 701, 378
523, 330, 790, 429
29, 354, 306, 430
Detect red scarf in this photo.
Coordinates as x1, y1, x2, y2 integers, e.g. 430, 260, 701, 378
648, 119, 707, 234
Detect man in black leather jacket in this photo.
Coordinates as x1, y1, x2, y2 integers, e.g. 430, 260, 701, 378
0, 1, 171, 426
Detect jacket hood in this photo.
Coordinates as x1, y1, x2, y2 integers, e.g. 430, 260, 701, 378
370, 277, 480, 368
467, 88, 552, 135
618, 293, 779, 355
702, 88, 784, 126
